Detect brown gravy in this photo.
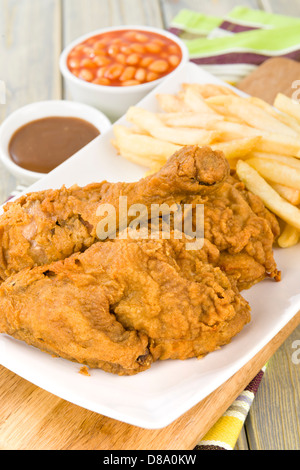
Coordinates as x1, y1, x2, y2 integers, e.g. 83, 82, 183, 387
9, 116, 100, 173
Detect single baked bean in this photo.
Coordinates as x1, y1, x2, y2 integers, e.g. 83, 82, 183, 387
82, 46, 94, 57
107, 44, 120, 56
148, 59, 169, 73
140, 56, 154, 68
120, 45, 132, 55
104, 64, 124, 79
73, 44, 85, 52
123, 31, 138, 41
93, 40, 106, 51
146, 42, 161, 53
79, 69, 94, 81
126, 53, 140, 65
120, 66, 136, 81
68, 49, 80, 58
135, 32, 148, 42
71, 69, 81, 77
140, 56, 154, 67
80, 58, 98, 68
93, 56, 111, 67
135, 68, 146, 82
93, 48, 106, 57
168, 44, 179, 54
168, 55, 180, 67
121, 79, 141, 86
152, 38, 165, 46
111, 38, 122, 44
68, 58, 81, 68
97, 66, 113, 78
146, 71, 159, 82
130, 43, 146, 54
93, 77, 111, 85
116, 53, 127, 64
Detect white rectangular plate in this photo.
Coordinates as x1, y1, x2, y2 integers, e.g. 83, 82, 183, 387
1, 62, 299, 429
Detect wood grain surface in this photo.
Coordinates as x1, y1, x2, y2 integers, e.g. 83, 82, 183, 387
1, 0, 300, 450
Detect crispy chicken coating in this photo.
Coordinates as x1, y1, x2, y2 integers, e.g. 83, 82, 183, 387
0, 146, 229, 280
0, 236, 250, 375
186, 174, 280, 289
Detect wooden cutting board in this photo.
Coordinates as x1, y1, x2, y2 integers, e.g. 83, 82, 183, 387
1, 66, 300, 450
0, 311, 299, 450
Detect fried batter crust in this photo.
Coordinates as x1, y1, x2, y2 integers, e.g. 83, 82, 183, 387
187, 174, 280, 289
0, 146, 229, 281
0, 237, 250, 375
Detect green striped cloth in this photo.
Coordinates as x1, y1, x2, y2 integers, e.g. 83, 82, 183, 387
169, 6, 300, 84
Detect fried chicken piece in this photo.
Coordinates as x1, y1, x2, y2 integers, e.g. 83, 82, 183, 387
0, 145, 279, 375
0, 236, 250, 375
0, 146, 229, 281
185, 173, 280, 290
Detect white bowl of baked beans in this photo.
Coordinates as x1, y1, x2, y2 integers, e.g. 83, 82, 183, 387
59, 26, 189, 121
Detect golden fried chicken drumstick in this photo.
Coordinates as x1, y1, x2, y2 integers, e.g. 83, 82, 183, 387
0, 146, 229, 281
0, 236, 250, 375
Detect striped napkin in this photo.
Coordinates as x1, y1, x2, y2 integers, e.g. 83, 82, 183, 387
169, 6, 300, 84
195, 365, 267, 450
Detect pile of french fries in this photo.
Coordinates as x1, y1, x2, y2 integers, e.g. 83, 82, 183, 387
112, 83, 300, 248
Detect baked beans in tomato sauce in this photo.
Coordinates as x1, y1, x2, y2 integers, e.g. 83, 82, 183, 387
67, 30, 183, 87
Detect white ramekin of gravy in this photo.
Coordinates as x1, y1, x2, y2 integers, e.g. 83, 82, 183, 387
0, 100, 111, 184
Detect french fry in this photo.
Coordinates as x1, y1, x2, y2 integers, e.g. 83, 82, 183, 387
249, 96, 300, 134
159, 112, 224, 128
250, 152, 300, 170
181, 82, 238, 98
207, 95, 298, 137
149, 126, 218, 146
269, 182, 300, 205
210, 122, 300, 157
126, 107, 219, 145
162, 116, 260, 140
211, 137, 261, 159
129, 124, 150, 135
205, 101, 232, 116
236, 160, 300, 230
255, 132, 300, 157
277, 223, 300, 248
212, 120, 261, 140
113, 125, 181, 162
156, 94, 191, 112
203, 108, 300, 156
180, 87, 218, 114
274, 93, 300, 123
246, 157, 300, 189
